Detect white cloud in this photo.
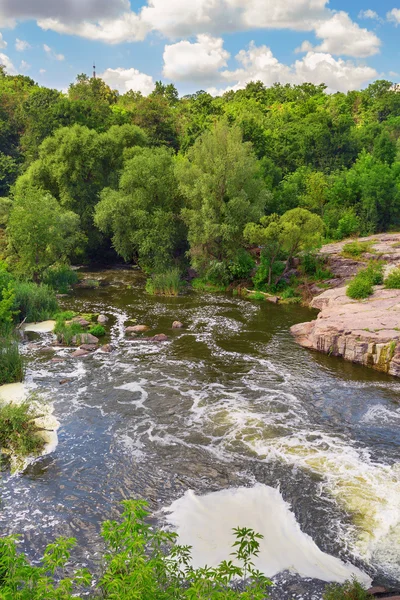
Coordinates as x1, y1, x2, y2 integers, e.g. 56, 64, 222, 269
38, 12, 148, 44
0, 0, 130, 23
43, 43, 65, 61
0, 34, 7, 49
358, 9, 379, 20
387, 8, 400, 24
39, 68, 46, 74
20, 59, 30, 70
204, 41, 377, 95
163, 35, 229, 82
100, 67, 155, 95
0, 52, 17, 75
313, 12, 381, 57
15, 38, 30, 51
295, 40, 314, 53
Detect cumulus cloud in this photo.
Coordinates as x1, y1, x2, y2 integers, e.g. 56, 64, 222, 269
358, 9, 380, 20
100, 67, 155, 95
313, 12, 381, 57
0, 53, 17, 75
0, 0, 130, 24
39, 68, 46, 74
163, 35, 229, 82
20, 59, 30, 70
387, 8, 400, 24
195, 41, 377, 95
43, 43, 65, 61
38, 12, 149, 44
0, 34, 7, 49
15, 38, 30, 51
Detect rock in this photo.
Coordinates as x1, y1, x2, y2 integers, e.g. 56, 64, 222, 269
80, 344, 97, 351
51, 358, 65, 363
149, 333, 169, 342
126, 325, 149, 333
172, 321, 183, 328
97, 314, 108, 324
71, 348, 90, 358
266, 295, 279, 304
367, 587, 388, 595
71, 333, 99, 346
68, 317, 91, 328
100, 344, 112, 353
291, 286, 400, 377
59, 379, 72, 384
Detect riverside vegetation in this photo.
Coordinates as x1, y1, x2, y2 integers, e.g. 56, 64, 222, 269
1, 68, 400, 597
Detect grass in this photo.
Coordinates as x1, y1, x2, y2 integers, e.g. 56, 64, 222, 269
43, 264, 78, 293
13, 281, 58, 322
384, 267, 400, 289
145, 268, 183, 296
192, 278, 227, 292
341, 240, 374, 259
0, 338, 24, 386
54, 317, 84, 345
0, 399, 45, 461
347, 261, 384, 300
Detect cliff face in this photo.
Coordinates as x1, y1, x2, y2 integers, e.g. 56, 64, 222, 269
290, 234, 400, 377
291, 287, 400, 376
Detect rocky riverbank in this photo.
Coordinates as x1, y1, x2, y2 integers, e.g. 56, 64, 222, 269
291, 234, 400, 377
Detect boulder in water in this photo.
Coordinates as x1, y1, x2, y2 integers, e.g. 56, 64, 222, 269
98, 314, 108, 324
126, 325, 149, 333
80, 344, 97, 351
149, 333, 169, 342
100, 344, 113, 353
72, 333, 99, 346
68, 317, 90, 328
71, 348, 90, 358
172, 321, 183, 328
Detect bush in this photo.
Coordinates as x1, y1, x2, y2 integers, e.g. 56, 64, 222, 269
384, 267, 400, 289
346, 261, 383, 300
0, 399, 45, 461
0, 499, 272, 599
54, 317, 84, 345
205, 260, 231, 286
342, 241, 373, 259
13, 281, 58, 322
88, 324, 106, 337
253, 255, 285, 291
43, 264, 78, 293
0, 338, 24, 385
335, 209, 360, 240
229, 250, 255, 280
323, 578, 369, 600
145, 268, 183, 296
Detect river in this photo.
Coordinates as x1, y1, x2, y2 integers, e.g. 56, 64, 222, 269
1, 268, 400, 598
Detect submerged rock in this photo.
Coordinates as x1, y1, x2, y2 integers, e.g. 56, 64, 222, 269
126, 325, 149, 333
71, 348, 90, 358
68, 317, 91, 328
149, 333, 169, 342
97, 314, 108, 324
80, 344, 97, 351
172, 321, 184, 328
100, 344, 112, 353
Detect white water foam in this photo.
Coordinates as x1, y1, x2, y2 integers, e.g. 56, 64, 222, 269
23, 320, 56, 333
164, 484, 371, 585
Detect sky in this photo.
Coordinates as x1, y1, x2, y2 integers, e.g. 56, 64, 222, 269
0, 0, 399, 96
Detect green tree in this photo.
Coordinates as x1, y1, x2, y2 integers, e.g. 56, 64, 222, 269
177, 122, 267, 275
7, 188, 84, 281
94, 147, 185, 272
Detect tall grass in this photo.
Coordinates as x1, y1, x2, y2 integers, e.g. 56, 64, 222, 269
43, 264, 78, 293
0, 338, 24, 385
13, 281, 58, 322
0, 399, 44, 460
145, 268, 183, 296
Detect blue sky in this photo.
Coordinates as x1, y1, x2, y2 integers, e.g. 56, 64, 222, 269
0, 0, 399, 96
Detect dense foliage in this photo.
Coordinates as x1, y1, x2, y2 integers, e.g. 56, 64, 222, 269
1, 69, 400, 293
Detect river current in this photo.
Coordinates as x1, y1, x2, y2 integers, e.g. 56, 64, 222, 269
1, 269, 400, 597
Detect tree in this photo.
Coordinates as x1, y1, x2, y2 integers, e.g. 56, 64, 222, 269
7, 188, 84, 281
176, 122, 268, 275
94, 147, 185, 273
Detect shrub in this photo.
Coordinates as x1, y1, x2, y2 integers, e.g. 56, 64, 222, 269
43, 264, 78, 293
384, 267, 400, 289
13, 281, 58, 322
335, 209, 360, 240
346, 262, 383, 300
54, 317, 84, 345
191, 278, 227, 292
0, 338, 24, 385
323, 578, 369, 600
0, 399, 45, 460
253, 255, 285, 291
205, 260, 232, 286
342, 241, 373, 259
88, 324, 106, 337
146, 268, 183, 296
229, 250, 255, 280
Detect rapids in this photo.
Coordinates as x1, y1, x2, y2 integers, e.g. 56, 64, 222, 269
1, 268, 400, 597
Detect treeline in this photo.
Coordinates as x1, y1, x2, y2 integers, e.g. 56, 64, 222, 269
0, 68, 400, 289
